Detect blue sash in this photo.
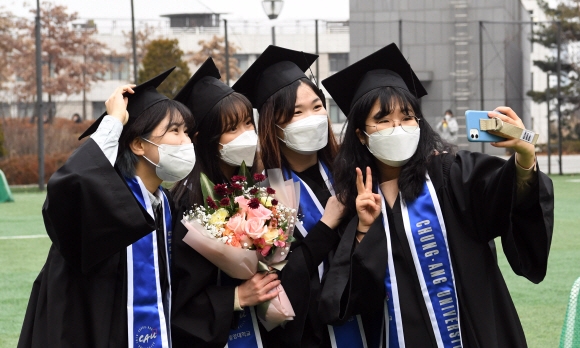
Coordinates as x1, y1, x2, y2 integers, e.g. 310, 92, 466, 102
284, 161, 333, 234
381, 174, 463, 348
126, 177, 172, 348
329, 316, 368, 348
226, 307, 264, 348
221, 270, 263, 348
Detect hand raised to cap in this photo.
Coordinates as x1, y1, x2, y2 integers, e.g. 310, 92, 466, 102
105, 84, 135, 126
355, 166, 382, 233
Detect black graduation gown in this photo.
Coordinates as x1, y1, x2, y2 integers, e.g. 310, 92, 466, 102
17, 138, 173, 348
171, 164, 340, 348
170, 196, 239, 348
262, 164, 340, 348
319, 151, 554, 348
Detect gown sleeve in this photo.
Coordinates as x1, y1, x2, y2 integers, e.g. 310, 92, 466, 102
170, 203, 237, 348
445, 151, 554, 283
318, 216, 388, 325
269, 220, 340, 345
42, 138, 155, 273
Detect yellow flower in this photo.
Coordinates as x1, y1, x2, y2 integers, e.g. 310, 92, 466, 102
259, 196, 274, 207
209, 208, 229, 226
262, 228, 280, 244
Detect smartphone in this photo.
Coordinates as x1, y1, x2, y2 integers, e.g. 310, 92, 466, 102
465, 110, 506, 142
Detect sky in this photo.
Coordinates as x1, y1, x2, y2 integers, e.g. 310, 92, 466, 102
6, 0, 350, 22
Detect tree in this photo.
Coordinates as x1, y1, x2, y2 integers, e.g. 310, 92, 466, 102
139, 38, 191, 98
10, 2, 109, 121
0, 8, 15, 91
190, 36, 241, 82
528, 0, 580, 138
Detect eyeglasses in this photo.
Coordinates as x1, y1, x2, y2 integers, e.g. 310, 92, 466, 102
365, 115, 420, 135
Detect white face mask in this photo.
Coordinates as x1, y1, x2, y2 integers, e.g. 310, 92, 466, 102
141, 138, 196, 182
219, 130, 258, 167
364, 126, 421, 167
444, 114, 451, 121
277, 115, 329, 154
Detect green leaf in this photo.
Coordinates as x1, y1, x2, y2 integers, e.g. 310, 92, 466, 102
200, 172, 217, 207
238, 161, 254, 186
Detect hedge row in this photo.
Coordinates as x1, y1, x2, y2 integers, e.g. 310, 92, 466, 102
0, 118, 88, 185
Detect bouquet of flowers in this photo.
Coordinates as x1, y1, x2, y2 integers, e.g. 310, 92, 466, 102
181, 164, 299, 330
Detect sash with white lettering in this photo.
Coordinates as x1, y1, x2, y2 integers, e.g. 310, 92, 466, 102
225, 307, 264, 348
380, 174, 463, 347
284, 162, 367, 348
126, 176, 171, 348
219, 262, 262, 348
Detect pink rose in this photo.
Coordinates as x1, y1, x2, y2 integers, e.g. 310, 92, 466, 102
234, 196, 250, 213
260, 245, 272, 257
247, 204, 272, 220
274, 240, 286, 247
226, 213, 246, 235
244, 217, 267, 239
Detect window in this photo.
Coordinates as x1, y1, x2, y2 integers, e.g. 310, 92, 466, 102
329, 53, 349, 73
0, 103, 10, 117
92, 101, 107, 120
233, 54, 250, 73
108, 56, 130, 81
328, 99, 346, 124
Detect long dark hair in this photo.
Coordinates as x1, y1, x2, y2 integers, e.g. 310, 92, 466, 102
258, 77, 338, 176
172, 92, 255, 207
116, 99, 194, 178
333, 86, 450, 219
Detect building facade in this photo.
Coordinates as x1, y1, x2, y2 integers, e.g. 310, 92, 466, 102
349, 0, 541, 153
1, 14, 350, 135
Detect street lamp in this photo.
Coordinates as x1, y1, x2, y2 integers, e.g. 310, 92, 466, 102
262, 0, 283, 20
262, 0, 283, 45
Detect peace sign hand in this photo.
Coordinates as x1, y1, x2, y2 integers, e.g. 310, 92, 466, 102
355, 167, 382, 233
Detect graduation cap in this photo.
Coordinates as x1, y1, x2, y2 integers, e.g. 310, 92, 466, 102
322, 43, 427, 116
174, 57, 234, 127
79, 67, 175, 140
232, 45, 318, 110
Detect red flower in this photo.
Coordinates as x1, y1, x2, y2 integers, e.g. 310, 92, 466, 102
219, 197, 231, 206
266, 187, 276, 195
271, 199, 278, 206
231, 183, 243, 191
214, 184, 229, 196
249, 188, 259, 195
248, 198, 260, 209
206, 196, 218, 210
253, 173, 266, 182
231, 175, 246, 183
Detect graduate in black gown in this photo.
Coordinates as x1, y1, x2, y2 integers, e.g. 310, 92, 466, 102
18, 69, 196, 348
318, 44, 554, 348
233, 45, 345, 348
170, 58, 281, 348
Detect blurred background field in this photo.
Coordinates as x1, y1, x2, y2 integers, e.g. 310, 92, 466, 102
0, 176, 579, 348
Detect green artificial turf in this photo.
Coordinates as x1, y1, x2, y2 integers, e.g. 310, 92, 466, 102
497, 175, 580, 348
0, 176, 578, 347
0, 191, 49, 347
